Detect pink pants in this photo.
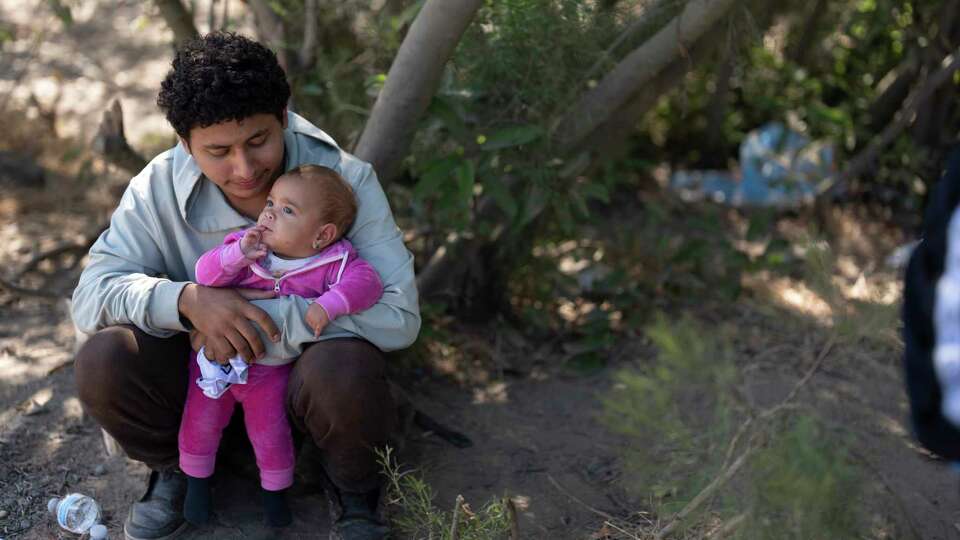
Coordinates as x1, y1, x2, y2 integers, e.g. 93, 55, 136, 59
178, 354, 294, 491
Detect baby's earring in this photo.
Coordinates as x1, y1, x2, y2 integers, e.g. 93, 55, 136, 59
312, 239, 321, 249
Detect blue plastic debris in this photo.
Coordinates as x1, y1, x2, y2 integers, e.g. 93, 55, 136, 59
670, 122, 836, 208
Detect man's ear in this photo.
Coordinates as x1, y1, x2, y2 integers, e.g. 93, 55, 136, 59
179, 136, 191, 154
313, 223, 338, 250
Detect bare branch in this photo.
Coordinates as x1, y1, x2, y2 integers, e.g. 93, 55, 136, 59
247, 0, 289, 73
555, 0, 740, 152
92, 99, 148, 175
826, 46, 960, 198
154, 0, 199, 46
354, 0, 483, 184
298, 0, 318, 72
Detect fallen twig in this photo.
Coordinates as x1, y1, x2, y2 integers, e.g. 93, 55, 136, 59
705, 512, 747, 539
547, 474, 618, 522
505, 496, 520, 539
450, 494, 464, 540
0, 274, 63, 298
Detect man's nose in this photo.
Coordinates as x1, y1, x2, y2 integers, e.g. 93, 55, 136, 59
232, 150, 255, 180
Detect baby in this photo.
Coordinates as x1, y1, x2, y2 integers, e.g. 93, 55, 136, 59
177, 164, 383, 527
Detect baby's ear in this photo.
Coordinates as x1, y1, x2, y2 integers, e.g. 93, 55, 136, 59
314, 223, 338, 249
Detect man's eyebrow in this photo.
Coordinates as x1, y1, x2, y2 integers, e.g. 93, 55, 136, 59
246, 129, 268, 142
203, 130, 268, 150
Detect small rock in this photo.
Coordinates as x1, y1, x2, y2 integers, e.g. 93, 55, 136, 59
0, 509, 8, 518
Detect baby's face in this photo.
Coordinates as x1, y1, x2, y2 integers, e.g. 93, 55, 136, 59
256, 175, 326, 258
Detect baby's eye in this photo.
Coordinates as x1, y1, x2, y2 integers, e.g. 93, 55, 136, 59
265, 200, 274, 207
283, 207, 294, 215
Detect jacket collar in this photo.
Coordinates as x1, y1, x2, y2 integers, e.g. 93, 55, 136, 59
171, 111, 342, 233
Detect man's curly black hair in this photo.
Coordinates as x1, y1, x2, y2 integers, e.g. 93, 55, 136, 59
157, 32, 290, 139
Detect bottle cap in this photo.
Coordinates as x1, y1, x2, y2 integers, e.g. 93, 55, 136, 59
47, 497, 60, 514
89, 523, 108, 539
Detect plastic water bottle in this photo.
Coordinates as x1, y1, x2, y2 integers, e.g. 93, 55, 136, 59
47, 493, 101, 534
89, 524, 108, 539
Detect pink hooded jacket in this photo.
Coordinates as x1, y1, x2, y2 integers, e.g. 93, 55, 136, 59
195, 229, 383, 322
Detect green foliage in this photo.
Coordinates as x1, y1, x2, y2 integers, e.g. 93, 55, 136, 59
650, 0, 952, 211
603, 315, 865, 537
741, 416, 862, 540
378, 447, 512, 540
602, 315, 738, 512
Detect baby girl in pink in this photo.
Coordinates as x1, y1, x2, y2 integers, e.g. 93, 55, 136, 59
178, 164, 382, 528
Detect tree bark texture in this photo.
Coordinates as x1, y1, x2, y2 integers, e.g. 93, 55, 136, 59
154, 0, 199, 46
247, 0, 289, 73
353, 0, 483, 184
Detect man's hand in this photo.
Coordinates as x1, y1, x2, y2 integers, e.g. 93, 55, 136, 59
179, 284, 280, 364
189, 329, 206, 353
240, 225, 269, 260
305, 303, 330, 337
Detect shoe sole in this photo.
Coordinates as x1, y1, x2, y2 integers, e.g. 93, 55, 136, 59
123, 520, 190, 540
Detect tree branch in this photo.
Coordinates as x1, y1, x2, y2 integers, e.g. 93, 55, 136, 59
247, 0, 289, 73
555, 0, 741, 152
92, 99, 148, 175
298, 0, 318, 72
353, 0, 483, 184
154, 0, 199, 46
825, 46, 960, 198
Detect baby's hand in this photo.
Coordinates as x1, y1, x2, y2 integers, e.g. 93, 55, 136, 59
305, 303, 330, 337
240, 226, 269, 260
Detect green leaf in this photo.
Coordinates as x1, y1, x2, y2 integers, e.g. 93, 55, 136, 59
570, 190, 590, 218
414, 156, 461, 200
580, 182, 610, 203
428, 96, 468, 139
454, 160, 475, 204
484, 176, 517, 219
479, 125, 543, 151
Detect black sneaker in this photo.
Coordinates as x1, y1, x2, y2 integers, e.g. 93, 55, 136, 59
329, 489, 390, 540
123, 469, 190, 540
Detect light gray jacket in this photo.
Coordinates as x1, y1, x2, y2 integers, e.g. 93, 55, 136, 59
71, 112, 420, 359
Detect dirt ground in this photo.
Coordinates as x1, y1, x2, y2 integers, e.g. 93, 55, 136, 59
3, 2, 960, 539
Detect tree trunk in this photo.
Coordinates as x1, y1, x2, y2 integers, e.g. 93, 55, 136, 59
354, 0, 483, 184
786, 0, 827, 66
418, 3, 753, 300
703, 48, 735, 167
867, 54, 920, 132
247, 0, 289, 73
826, 46, 960, 198
555, 0, 741, 153
154, 0, 199, 46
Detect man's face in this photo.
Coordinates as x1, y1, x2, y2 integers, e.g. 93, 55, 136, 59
257, 175, 326, 258
184, 112, 286, 216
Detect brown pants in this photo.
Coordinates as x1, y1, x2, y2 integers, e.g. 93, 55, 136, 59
74, 325, 397, 493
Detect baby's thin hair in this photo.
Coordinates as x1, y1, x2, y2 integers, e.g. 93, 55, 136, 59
284, 164, 357, 239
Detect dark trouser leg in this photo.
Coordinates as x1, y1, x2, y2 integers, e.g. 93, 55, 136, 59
287, 338, 397, 494
74, 325, 190, 469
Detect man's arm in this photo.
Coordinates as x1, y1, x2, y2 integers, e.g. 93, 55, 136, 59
72, 175, 189, 337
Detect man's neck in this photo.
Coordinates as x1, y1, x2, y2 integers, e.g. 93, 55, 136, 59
228, 193, 269, 220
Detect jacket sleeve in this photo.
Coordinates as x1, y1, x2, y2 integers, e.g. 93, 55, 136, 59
71, 170, 189, 338
195, 232, 253, 287
250, 160, 420, 354
313, 250, 383, 320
